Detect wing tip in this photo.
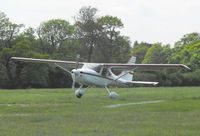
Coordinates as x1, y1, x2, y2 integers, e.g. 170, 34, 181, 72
153, 82, 159, 85
180, 64, 191, 71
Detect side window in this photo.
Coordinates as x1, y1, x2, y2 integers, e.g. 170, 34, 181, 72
101, 68, 107, 77
95, 66, 101, 73
107, 71, 111, 77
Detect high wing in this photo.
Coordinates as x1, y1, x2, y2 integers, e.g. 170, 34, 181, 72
11, 57, 84, 74
11, 57, 191, 71
11, 57, 85, 69
102, 63, 191, 71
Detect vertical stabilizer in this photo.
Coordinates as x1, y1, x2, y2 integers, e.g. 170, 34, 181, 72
119, 56, 136, 81
128, 56, 136, 64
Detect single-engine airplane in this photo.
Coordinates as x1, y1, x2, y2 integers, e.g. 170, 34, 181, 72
11, 56, 191, 99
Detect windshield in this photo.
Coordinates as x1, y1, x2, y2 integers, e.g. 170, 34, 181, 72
82, 63, 102, 73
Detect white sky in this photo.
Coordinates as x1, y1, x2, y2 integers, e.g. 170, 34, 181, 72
1, 0, 200, 45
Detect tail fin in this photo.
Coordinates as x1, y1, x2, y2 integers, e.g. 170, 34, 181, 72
119, 56, 136, 81
128, 56, 136, 64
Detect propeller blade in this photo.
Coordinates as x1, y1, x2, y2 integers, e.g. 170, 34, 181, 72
72, 80, 75, 90
76, 54, 80, 69
71, 72, 75, 90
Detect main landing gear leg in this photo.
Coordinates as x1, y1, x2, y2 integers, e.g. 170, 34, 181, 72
105, 86, 119, 99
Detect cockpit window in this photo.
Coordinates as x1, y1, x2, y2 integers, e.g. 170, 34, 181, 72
101, 68, 107, 76
82, 63, 102, 73
93, 65, 101, 73
101, 68, 111, 77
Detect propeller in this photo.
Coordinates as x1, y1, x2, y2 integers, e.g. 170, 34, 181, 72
75, 54, 80, 69
72, 54, 80, 89
52, 55, 81, 90
71, 69, 77, 90
72, 74, 75, 90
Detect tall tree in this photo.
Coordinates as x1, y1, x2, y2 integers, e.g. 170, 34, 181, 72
97, 15, 124, 62
98, 15, 123, 41
175, 32, 200, 47
37, 19, 74, 54
0, 11, 24, 88
74, 6, 100, 62
0, 11, 9, 50
0, 11, 23, 49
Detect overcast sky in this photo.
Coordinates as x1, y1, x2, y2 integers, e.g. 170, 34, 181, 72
1, 0, 200, 45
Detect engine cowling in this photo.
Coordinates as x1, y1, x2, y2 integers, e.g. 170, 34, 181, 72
75, 87, 85, 98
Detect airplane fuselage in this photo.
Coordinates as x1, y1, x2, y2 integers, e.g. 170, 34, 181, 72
71, 68, 125, 87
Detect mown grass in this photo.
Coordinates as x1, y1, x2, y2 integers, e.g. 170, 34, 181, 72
0, 87, 200, 136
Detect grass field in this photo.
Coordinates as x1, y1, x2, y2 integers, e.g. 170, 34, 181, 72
0, 87, 200, 136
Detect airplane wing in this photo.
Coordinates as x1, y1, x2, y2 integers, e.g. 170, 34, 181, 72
102, 63, 191, 71
11, 57, 85, 68
11, 57, 191, 71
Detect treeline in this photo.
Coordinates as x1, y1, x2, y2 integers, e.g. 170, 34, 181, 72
0, 6, 199, 88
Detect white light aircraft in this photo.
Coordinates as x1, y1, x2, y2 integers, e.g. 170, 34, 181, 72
11, 56, 190, 99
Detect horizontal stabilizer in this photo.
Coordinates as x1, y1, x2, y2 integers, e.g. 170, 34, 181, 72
126, 81, 159, 86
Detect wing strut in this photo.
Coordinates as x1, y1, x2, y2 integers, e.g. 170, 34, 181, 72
54, 63, 71, 74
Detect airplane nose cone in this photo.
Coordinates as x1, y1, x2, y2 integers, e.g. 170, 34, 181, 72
71, 69, 78, 82
71, 69, 79, 76
71, 69, 76, 74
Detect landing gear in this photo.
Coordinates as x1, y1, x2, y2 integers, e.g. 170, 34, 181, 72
75, 85, 85, 98
105, 86, 119, 99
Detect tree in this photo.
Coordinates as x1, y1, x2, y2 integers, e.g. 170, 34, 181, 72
94, 35, 131, 63
97, 15, 124, 62
143, 43, 171, 64
170, 40, 200, 70
0, 11, 23, 49
52, 39, 82, 60
74, 6, 100, 62
0, 11, 9, 50
98, 16, 123, 40
0, 33, 49, 88
112, 36, 131, 63
175, 32, 200, 47
0, 11, 24, 88
131, 42, 152, 63
37, 19, 74, 54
